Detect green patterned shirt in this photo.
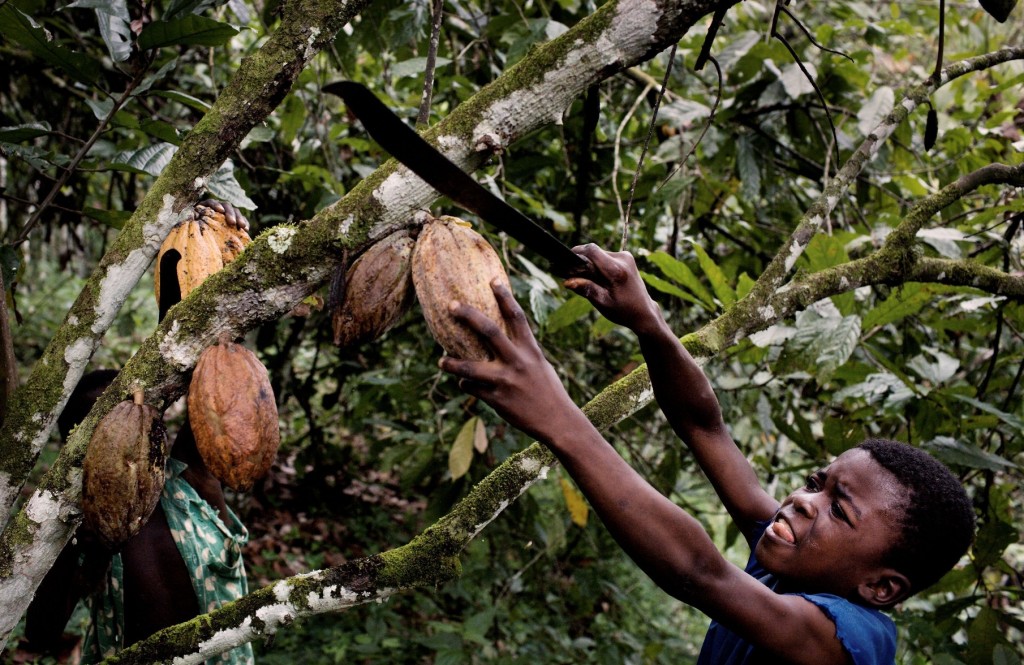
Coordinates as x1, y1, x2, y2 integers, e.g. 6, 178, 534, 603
83, 458, 254, 664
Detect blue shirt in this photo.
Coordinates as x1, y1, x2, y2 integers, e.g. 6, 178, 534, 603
697, 522, 896, 664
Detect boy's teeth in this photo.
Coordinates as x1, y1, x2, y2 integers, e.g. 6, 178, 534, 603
772, 520, 795, 544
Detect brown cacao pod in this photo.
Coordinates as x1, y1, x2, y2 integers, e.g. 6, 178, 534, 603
188, 338, 280, 491
411, 216, 512, 360
332, 230, 415, 348
81, 392, 168, 551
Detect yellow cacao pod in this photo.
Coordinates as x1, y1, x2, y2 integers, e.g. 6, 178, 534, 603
188, 338, 280, 491
332, 230, 415, 348
195, 203, 252, 264
81, 392, 168, 551
411, 216, 512, 360
154, 205, 252, 308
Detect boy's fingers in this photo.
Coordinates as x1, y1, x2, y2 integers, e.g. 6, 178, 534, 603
489, 280, 532, 339
449, 299, 517, 356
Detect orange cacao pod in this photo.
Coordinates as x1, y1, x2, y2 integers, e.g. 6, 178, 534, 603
332, 230, 415, 348
196, 203, 252, 264
188, 338, 280, 491
154, 205, 252, 307
411, 216, 512, 360
81, 391, 168, 550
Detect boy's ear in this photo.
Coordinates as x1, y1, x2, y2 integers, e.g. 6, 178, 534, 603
856, 569, 911, 608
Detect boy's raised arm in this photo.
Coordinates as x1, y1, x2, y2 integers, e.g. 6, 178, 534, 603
439, 283, 853, 665
564, 245, 778, 536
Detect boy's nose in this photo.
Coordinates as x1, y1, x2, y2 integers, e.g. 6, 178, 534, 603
791, 491, 818, 517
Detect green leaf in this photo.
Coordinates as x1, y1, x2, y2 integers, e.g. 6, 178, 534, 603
0, 122, 51, 142
639, 271, 703, 307
690, 243, 736, 308
109, 142, 177, 176
82, 207, 132, 229
138, 15, 239, 50
163, 0, 223, 20
545, 295, 593, 334
392, 56, 452, 80
857, 85, 894, 137
66, 0, 132, 62
151, 90, 212, 113
735, 135, 761, 203
207, 160, 257, 210
0, 4, 102, 85
951, 395, 1024, 434
922, 436, 1016, 472
645, 252, 715, 308
861, 283, 930, 329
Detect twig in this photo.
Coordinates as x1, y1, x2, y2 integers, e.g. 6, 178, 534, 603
621, 42, 677, 251
657, 55, 722, 193
15, 63, 151, 245
612, 83, 652, 233
417, 0, 445, 128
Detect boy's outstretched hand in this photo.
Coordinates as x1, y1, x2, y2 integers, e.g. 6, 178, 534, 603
563, 245, 664, 337
439, 280, 586, 445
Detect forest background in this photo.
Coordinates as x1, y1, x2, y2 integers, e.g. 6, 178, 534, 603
1, 0, 1024, 662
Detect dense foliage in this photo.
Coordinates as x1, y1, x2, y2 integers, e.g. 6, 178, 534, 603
2, 0, 1024, 662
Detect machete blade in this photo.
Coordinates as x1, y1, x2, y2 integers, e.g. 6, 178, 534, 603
324, 81, 588, 277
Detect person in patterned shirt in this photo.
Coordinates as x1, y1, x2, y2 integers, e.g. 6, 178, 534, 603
26, 368, 255, 664
25, 200, 256, 664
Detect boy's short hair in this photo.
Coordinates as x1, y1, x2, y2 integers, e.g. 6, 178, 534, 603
857, 438, 975, 594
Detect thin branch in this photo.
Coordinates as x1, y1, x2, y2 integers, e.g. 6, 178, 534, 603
416, 0, 445, 128
621, 42, 677, 251
14, 63, 151, 245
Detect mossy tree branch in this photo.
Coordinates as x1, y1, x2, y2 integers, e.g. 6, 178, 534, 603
0, 0, 376, 530
0, 0, 733, 648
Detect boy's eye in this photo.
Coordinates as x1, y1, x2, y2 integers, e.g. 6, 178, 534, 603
831, 501, 849, 523
804, 475, 820, 491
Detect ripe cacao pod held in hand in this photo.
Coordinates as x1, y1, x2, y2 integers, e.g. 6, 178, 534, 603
188, 337, 280, 491
82, 391, 168, 551
332, 230, 416, 348
411, 215, 512, 361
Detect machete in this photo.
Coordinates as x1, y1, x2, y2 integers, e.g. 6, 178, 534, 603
323, 81, 590, 277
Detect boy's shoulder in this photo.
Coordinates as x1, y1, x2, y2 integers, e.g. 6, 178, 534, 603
699, 521, 896, 665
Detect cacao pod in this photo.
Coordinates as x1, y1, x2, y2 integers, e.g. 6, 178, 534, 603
154, 204, 252, 308
332, 230, 415, 348
188, 337, 280, 491
195, 202, 252, 264
411, 215, 512, 360
81, 391, 168, 551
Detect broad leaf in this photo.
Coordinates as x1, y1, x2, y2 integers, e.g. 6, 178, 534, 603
66, 0, 132, 62
448, 417, 479, 480
109, 142, 177, 176
207, 161, 257, 210
923, 436, 1016, 472
646, 252, 715, 308
0, 4, 101, 84
545, 295, 593, 334
0, 123, 51, 142
138, 15, 239, 50
857, 85, 894, 137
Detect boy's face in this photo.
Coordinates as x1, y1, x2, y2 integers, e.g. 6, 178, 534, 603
755, 448, 907, 600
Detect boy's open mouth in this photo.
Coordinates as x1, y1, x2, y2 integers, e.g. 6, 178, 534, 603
769, 517, 796, 544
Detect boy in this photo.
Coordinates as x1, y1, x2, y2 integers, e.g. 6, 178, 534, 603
439, 244, 975, 664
